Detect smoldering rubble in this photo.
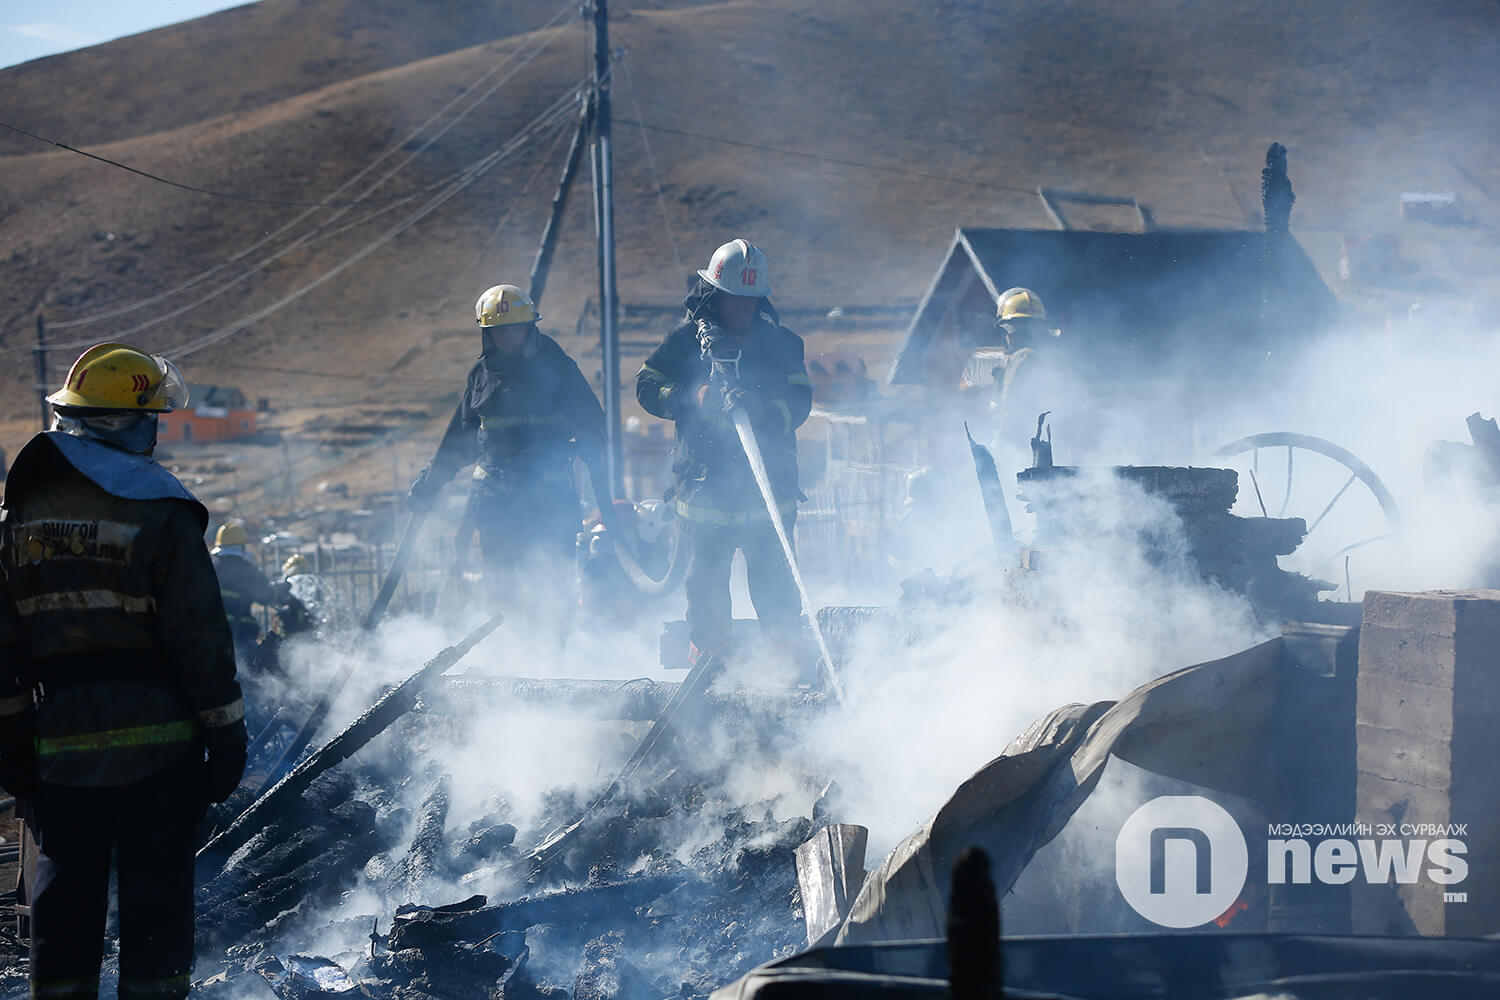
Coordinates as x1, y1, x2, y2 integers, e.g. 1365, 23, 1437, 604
182, 670, 831, 1000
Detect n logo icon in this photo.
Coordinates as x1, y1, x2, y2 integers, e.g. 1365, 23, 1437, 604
1150, 827, 1212, 894
1116, 796, 1248, 928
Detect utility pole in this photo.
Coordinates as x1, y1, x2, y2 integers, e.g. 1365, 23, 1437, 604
590, 0, 624, 497
529, 97, 592, 307
35, 315, 49, 429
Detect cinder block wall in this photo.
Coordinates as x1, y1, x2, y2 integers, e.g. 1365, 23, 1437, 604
1354, 590, 1500, 935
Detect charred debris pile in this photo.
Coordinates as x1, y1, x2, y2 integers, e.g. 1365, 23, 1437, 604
1015, 464, 1327, 620
818, 460, 1338, 669
188, 676, 829, 1000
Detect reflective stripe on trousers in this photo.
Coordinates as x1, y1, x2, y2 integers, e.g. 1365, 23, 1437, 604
674, 497, 796, 527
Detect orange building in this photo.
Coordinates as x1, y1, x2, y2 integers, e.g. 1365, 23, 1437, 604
158, 385, 257, 444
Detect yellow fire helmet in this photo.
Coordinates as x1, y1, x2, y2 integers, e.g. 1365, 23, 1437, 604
47, 342, 189, 413
215, 522, 249, 548
996, 287, 1047, 322
475, 284, 540, 328
283, 553, 310, 577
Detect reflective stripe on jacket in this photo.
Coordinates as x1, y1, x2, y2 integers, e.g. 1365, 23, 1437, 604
212, 551, 277, 642
635, 278, 812, 518
428, 330, 606, 487
1, 433, 243, 787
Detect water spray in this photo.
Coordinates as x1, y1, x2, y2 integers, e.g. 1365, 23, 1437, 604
731, 407, 844, 703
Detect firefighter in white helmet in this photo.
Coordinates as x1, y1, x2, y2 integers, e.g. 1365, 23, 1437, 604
635, 239, 813, 667
407, 284, 605, 629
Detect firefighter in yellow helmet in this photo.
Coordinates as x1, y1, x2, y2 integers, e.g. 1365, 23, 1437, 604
994, 287, 1053, 349
210, 520, 279, 662
0, 343, 245, 1000
988, 287, 1061, 445
407, 284, 605, 628
275, 552, 328, 637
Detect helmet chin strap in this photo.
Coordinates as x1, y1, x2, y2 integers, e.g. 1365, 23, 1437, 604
52, 410, 160, 455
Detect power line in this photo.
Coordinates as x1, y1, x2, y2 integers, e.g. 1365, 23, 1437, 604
371, 98, 583, 390
8, 89, 582, 369
0, 119, 506, 209
421, 102, 578, 325
35, 0, 583, 334
620, 58, 683, 276
168, 94, 582, 360
57, 134, 548, 349
97, 190, 425, 344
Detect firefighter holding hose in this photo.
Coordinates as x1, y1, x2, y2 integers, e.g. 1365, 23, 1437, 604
636, 239, 813, 667
0, 342, 246, 1000
407, 284, 606, 631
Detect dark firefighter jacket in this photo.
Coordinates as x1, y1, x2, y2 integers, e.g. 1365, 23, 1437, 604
0, 432, 244, 787
430, 329, 606, 496
212, 549, 278, 645
636, 278, 812, 526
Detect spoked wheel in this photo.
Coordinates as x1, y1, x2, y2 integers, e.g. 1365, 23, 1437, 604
1211, 432, 1403, 591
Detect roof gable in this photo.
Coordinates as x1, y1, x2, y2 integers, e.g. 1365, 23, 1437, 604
889, 227, 1336, 387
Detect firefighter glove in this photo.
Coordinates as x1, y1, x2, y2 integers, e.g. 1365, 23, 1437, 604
201, 718, 249, 804
0, 732, 37, 800
405, 466, 443, 512
721, 386, 765, 423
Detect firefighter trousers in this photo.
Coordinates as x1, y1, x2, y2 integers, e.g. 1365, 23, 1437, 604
682, 517, 801, 655
29, 753, 203, 1000
469, 482, 581, 630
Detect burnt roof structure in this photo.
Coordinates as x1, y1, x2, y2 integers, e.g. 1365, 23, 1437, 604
886, 227, 1338, 392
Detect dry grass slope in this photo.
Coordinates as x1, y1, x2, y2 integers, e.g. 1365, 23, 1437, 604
1, 0, 1497, 502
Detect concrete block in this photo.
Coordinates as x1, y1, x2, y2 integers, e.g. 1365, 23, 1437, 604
1360, 589, 1500, 637
1355, 771, 1452, 828
1355, 590, 1500, 936
1358, 623, 1458, 686
1352, 774, 1452, 936
1355, 673, 1454, 737
1355, 723, 1451, 788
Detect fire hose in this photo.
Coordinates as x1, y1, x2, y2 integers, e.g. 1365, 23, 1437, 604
730, 408, 844, 703
583, 454, 688, 597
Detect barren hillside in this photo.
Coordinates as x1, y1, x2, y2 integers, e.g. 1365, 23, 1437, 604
2, 0, 1498, 509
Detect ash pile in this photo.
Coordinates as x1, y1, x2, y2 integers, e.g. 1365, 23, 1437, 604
187, 673, 830, 1000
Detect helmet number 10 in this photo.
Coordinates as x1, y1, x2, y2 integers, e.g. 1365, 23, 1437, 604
740, 268, 758, 287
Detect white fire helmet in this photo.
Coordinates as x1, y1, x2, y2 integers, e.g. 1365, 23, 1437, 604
697, 238, 771, 298
634, 499, 672, 546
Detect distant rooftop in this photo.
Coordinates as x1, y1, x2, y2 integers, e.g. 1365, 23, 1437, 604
186, 384, 248, 410
888, 227, 1338, 388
